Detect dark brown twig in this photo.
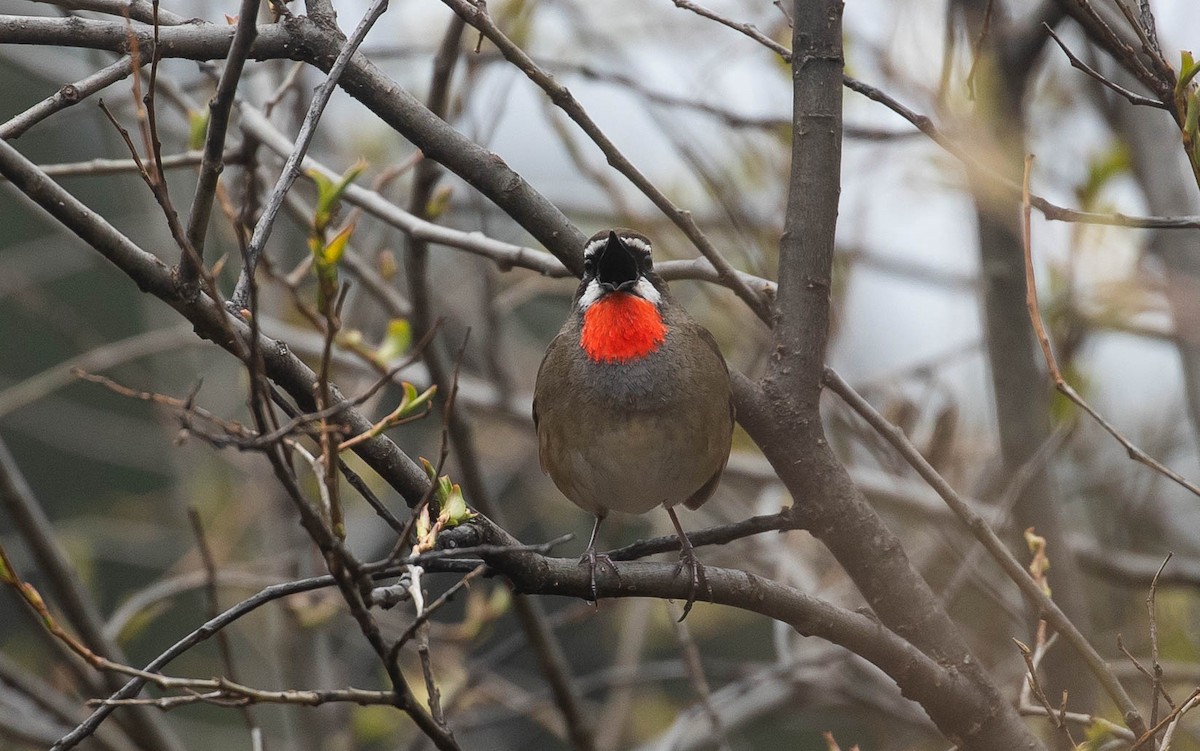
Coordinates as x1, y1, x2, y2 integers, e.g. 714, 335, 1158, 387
1132, 687, 1200, 750
0, 55, 135, 140
964, 0, 996, 99
186, 509, 261, 739
670, 604, 732, 751
182, 0, 260, 285
231, 0, 391, 310
1146, 553, 1174, 739
444, 0, 772, 322
1043, 24, 1166, 109
670, 0, 791, 60
1020, 154, 1200, 501
1015, 638, 1075, 746
823, 367, 1147, 738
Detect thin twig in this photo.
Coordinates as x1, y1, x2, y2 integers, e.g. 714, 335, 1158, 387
1020, 154, 1200, 501
0, 150, 233, 181
445, 0, 772, 322
1111, 0, 1173, 84
1146, 553, 1174, 738
187, 509, 261, 739
1016, 705, 1136, 741
1133, 688, 1200, 750
92, 683, 398, 709
0, 56, 135, 140
822, 367, 1147, 738
1159, 693, 1200, 750
964, 0, 996, 100
670, 603, 733, 751
670, 0, 791, 60
182, 0, 260, 284
394, 564, 487, 651
34, 0, 188, 25
1044, 24, 1166, 109
231, 0, 390, 309
1015, 638, 1075, 746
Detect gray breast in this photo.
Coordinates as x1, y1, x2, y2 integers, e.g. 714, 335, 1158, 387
571, 327, 689, 410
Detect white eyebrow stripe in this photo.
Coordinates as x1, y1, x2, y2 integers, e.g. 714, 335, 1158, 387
621, 236, 652, 255
583, 239, 607, 258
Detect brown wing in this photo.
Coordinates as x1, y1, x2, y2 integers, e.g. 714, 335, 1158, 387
532, 332, 570, 475
683, 323, 735, 510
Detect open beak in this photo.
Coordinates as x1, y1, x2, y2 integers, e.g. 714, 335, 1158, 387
595, 231, 640, 292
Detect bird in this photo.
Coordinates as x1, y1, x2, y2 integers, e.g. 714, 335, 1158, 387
533, 229, 735, 618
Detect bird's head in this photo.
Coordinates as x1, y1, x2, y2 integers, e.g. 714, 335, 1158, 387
576, 229, 668, 364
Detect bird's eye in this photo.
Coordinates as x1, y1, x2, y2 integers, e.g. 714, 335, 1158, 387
642, 254, 653, 270
583, 257, 595, 274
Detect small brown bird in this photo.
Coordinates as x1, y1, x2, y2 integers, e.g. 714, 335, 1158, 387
533, 229, 734, 617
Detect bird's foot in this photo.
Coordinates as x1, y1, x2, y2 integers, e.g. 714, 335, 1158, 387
672, 547, 710, 621
579, 548, 620, 604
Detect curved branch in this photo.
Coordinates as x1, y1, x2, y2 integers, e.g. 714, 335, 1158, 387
823, 367, 1146, 737
0, 122, 434, 506
439, 0, 772, 321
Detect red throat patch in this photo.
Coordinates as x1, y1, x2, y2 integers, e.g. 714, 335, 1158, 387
581, 293, 667, 363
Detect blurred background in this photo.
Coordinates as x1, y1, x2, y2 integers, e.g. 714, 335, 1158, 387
2, 0, 1200, 748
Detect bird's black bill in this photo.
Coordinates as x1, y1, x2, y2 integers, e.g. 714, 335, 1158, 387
596, 231, 639, 290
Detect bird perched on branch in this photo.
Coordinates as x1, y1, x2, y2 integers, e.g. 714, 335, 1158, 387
533, 229, 734, 618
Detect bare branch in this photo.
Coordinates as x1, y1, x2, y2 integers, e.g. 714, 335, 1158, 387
230, 0, 389, 309
0, 438, 185, 751
31, 0, 189, 25
0, 55, 134, 140
1043, 24, 1166, 109
1020, 155, 1200, 500
182, 0, 260, 285
823, 367, 1147, 738
442, 0, 772, 321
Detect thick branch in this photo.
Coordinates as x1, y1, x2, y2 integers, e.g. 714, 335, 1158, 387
771, 1, 843, 397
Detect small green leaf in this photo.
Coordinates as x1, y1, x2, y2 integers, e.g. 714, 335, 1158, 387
312, 160, 368, 232
1186, 91, 1200, 159
398, 384, 436, 419
375, 319, 412, 362
415, 504, 431, 541
188, 110, 209, 151
440, 483, 475, 527
1083, 717, 1116, 745
319, 223, 354, 268
424, 184, 454, 219
1179, 50, 1200, 93
421, 457, 437, 481
308, 169, 334, 224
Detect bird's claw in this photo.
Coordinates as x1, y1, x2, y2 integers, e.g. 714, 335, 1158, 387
672, 547, 710, 621
579, 548, 620, 604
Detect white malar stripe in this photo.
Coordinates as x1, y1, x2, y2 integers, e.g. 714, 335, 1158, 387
577, 277, 661, 310
634, 277, 661, 304
578, 279, 604, 310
